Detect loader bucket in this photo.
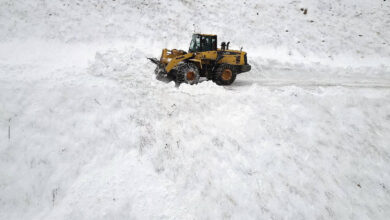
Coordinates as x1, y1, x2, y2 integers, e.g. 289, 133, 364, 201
147, 57, 161, 65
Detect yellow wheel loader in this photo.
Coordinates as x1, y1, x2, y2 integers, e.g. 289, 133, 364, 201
148, 34, 251, 86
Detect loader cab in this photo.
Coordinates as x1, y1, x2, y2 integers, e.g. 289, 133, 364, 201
189, 34, 217, 53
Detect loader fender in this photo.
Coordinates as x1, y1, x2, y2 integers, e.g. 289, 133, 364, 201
189, 59, 202, 69
166, 53, 194, 73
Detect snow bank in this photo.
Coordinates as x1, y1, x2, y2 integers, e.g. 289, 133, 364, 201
1, 46, 390, 219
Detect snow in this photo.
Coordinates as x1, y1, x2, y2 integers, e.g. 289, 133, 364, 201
1, 0, 390, 219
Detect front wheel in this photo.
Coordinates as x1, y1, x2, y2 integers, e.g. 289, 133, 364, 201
213, 64, 237, 85
175, 63, 200, 85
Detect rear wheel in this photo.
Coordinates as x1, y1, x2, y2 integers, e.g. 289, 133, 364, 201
213, 64, 237, 85
175, 63, 200, 85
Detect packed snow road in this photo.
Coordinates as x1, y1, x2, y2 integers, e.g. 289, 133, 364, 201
1, 44, 390, 219
249, 80, 390, 89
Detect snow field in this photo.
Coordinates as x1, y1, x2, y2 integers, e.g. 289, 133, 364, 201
1, 0, 390, 219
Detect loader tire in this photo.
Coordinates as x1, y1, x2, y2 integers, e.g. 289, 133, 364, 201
175, 63, 200, 85
214, 64, 237, 85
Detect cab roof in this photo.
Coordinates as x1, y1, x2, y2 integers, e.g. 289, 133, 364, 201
193, 33, 217, 37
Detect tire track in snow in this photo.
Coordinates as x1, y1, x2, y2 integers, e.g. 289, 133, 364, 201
233, 79, 390, 89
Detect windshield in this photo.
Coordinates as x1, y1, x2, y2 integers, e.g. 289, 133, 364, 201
189, 35, 200, 52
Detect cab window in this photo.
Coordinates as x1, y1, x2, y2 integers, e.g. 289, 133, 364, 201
189, 35, 200, 52
189, 35, 217, 52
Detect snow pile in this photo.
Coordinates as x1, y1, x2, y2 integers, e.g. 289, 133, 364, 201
1, 0, 390, 219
